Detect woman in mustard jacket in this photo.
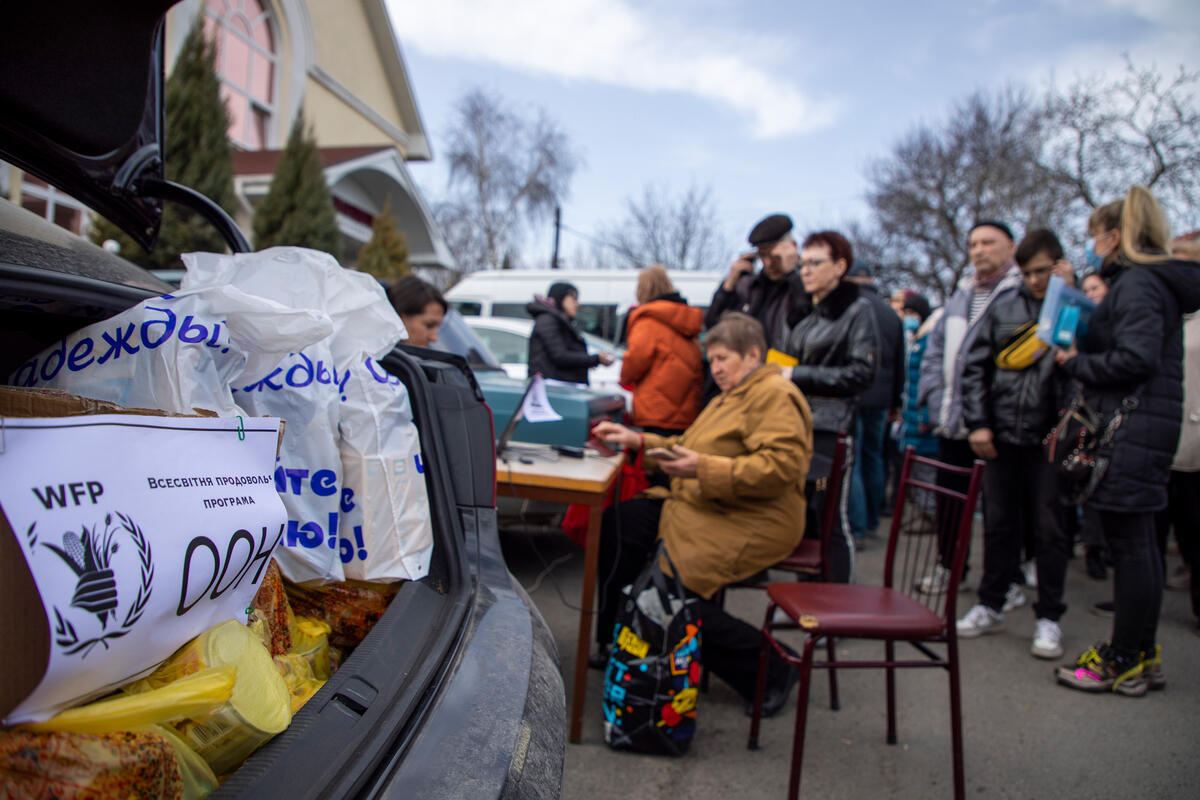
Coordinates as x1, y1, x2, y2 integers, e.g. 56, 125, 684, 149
593, 312, 813, 717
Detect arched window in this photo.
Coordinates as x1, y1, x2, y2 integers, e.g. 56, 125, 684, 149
204, 0, 277, 150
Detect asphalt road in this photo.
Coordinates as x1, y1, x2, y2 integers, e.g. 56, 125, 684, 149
500, 517, 1200, 799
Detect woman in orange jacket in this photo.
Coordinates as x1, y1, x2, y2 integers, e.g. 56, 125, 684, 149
622, 265, 705, 434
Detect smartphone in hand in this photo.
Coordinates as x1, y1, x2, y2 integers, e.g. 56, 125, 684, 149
645, 446, 681, 461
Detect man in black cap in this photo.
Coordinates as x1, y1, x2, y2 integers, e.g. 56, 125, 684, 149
703, 213, 809, 349
844, 261, 905, 544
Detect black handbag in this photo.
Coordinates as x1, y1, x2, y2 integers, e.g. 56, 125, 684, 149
1044, 388, 1139, 504
601, 541, 701, 756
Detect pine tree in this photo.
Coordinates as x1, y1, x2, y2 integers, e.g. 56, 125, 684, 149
252, 113, 341, 256
355, 197, 410, 280
88, 15, 236, 268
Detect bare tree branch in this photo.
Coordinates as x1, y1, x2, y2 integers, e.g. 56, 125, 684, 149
438, 89, 580, 271
594, 183, 728, 271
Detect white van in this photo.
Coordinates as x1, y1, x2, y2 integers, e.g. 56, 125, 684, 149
445, 269, 725, 342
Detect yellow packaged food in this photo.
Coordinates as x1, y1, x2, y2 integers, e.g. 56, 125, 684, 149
149, 724, 219, 800
22, 668, 234, 735
126, 619, 292, 777
272, 653, 324, 714
290, 616, 334, 680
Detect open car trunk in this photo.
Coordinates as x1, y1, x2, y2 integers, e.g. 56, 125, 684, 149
0, 206, 564, 798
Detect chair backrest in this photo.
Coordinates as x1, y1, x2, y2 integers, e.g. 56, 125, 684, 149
882, 447, 985, 624
815, 433, 850, 581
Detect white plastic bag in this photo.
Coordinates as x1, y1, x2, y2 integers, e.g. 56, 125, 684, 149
181, 248, 406, 585
338, 356, 433, 582
7, 285, 332, 415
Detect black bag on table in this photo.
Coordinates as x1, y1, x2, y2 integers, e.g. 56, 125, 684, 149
601, 541, 701, 756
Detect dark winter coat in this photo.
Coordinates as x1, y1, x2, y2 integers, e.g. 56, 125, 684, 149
783, 279, 879, 434
961, 284, 1063, 446
856, 283, 905, 411
1062, 257, 1200, 512
526, 300, 599, 384
704, 269, 811, 350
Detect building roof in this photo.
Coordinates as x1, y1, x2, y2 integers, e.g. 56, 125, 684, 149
232, 146, 393, 177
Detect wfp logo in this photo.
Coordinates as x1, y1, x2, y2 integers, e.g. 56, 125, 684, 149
28, 512, 154, 658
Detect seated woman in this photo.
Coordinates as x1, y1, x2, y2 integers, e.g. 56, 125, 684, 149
592, 312, 813, 717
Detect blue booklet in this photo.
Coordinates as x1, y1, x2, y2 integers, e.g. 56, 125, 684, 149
1036, 275, 1097, 348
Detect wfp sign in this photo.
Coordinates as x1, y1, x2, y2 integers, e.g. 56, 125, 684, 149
0, 415, 286, 724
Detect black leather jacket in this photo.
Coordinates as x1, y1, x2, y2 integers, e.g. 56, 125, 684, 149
960, 285, 1062, 447
784, 280, 879, 433
526, 300, 599, 384
705, 269, 810, 350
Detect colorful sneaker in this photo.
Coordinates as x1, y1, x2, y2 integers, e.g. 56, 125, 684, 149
1056, 644, 1146, 696
1002, 583, 1027, 612
1031, 618, 1063, 659
1141, 645, 1165, 691
957, 604, 1004, 638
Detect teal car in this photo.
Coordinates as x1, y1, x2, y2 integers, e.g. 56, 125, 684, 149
433, 310, 625, 446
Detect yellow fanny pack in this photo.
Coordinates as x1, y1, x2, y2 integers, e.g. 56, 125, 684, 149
994, 322, 1047, 370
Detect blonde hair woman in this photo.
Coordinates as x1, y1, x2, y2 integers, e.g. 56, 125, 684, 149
1054, 186, 1200, 696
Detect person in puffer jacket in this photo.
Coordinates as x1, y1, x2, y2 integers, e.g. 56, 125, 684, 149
621, 265, 705, 435
782, 230, 879, 583
955, 229, 1072, 661
1054, 186, 1200, 697
526, 282, 613, 384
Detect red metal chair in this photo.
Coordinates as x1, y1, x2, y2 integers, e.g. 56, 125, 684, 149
703, 433, 849, 697
747, 448, 985, 800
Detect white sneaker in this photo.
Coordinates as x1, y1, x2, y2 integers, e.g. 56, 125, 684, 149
1002, 583, 1027, 612
916, 564, 950, 595
1031, 618, 1063, 659
956, 604, 1004, 638
1022, 560, 1037, 589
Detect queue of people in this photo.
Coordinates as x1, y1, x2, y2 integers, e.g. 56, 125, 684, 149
386, 188, 1198, 714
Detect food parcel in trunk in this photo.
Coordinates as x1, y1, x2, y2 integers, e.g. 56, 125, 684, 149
1, 247, 436, 796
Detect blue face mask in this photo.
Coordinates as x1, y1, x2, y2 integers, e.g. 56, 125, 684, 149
1084, 240, 1106, 271
903, 316, 919, 333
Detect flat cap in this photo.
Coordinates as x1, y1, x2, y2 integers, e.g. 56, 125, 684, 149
847, 260, 872, 278
969, 219, 1015, 241
748, 214, 793, 246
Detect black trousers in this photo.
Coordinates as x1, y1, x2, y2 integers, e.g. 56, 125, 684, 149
806, 430, 854, 584
978, 444, 1068, 620
1095, 508, 1163, 659
1162, 470, 1200, 618
596, 497, 793, 701
935, 437, 976, 572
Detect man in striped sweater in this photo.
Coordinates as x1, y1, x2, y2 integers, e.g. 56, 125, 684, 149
915, 220, 1022, 595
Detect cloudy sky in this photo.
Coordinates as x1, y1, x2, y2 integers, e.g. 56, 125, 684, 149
388, 0, 1199, 270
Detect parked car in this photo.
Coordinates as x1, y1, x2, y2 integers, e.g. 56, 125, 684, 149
430, 310, 624, 445
0, 3, 563, 797
446, 268, 723, 344
464, 315, 633, 410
